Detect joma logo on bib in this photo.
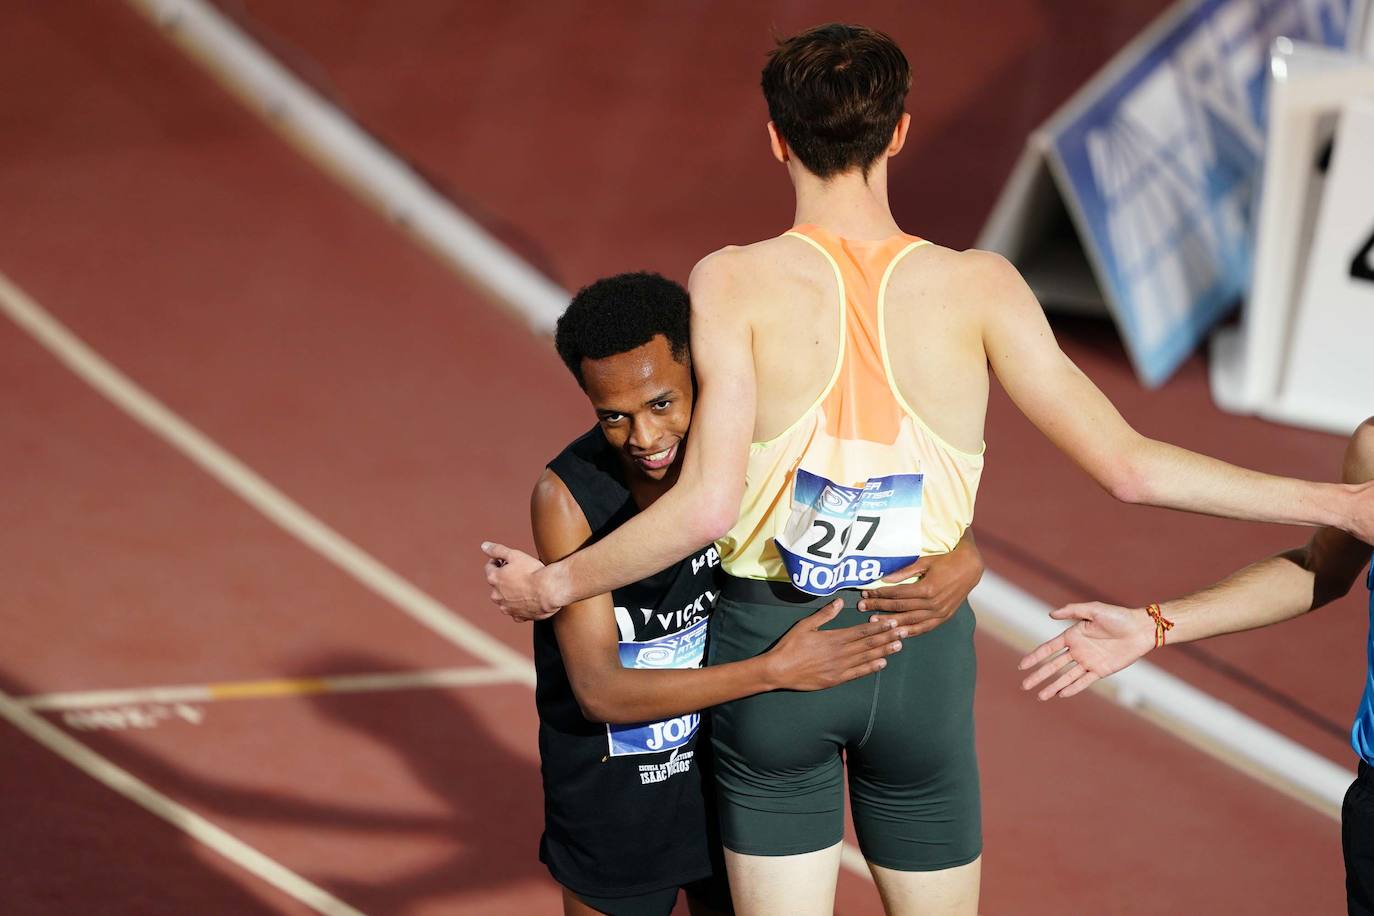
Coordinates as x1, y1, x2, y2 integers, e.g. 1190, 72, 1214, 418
787, 556, 886, 594
645, 714, 700, 751
775, 469, 923, 596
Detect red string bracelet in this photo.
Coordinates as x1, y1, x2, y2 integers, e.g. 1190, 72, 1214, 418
1145, 602, 1174, 648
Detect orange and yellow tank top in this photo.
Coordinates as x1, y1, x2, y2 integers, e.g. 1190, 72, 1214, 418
717, 223, 985, 596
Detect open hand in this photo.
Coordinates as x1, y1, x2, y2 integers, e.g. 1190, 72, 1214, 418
482, 541, 558, 622
763, 601, 904, 691
1017, 602, 1156, 700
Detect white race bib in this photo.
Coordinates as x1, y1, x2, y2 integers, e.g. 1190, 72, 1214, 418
775, 469, 923, 596
605, 616, 707, 757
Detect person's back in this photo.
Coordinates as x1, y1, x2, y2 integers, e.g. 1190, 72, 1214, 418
715, 230, 989, 593
703, 222, 988, 916
685, 31, 995, 910
719, 233, 991, 459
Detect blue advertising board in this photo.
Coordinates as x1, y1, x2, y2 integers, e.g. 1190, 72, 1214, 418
993, 0, 1360, 386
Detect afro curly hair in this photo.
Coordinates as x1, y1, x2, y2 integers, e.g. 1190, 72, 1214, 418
554, 272, 691, 388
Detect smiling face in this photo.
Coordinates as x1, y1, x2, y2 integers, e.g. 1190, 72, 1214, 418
580, 334, 694, 483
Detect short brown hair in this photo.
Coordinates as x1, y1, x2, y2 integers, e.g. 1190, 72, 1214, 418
761, 24, 910, 179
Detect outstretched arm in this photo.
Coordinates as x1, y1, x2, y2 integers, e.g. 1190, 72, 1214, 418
485, 251, 755, 619
1019, 419, 1374, 699
531, 470, 900, 722
978, 252, 1374, 541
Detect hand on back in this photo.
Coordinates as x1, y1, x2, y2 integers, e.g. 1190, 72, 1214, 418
763, 601, 904, 691
857, 532, 984, 637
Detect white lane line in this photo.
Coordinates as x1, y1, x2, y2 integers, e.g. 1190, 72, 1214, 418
18, 666, 521, 712
125, 0, 566, 334
0, 687, 365, 916
0, 272, 535, 689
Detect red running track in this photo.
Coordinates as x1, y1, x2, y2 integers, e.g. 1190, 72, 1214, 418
0, 2, 1359, 913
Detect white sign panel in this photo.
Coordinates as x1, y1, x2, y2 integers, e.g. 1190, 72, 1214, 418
1263, 99, 1374, 433
981, 0, 1360, 388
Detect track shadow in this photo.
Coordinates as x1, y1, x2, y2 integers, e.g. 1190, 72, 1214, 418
293, 651, 548, 911
0, 668, 303, 916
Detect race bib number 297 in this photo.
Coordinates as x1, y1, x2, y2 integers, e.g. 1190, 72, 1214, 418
775, 469, 923, 596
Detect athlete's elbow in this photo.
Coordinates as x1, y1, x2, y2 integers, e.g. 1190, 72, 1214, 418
1100, 453, 1150, 505
691, 499, 738, 545
577, 693, 642, 725
571, 686, 617, 724
698, 510, 736, 545
1106, 470, 1148, 505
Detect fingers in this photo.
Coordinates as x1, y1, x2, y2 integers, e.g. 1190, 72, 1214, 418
1050, 603, 1096, 621
857, 591, 936, 614
480, 541, 512, 562
879, 556, 931, 583
803, 599, 844, 629
1017, 635, 1066, 670
864, 609, 937, 629
855, 629, 905, 652
838, 657, 889, 682
840, 617, 901, 642
1037, 662, 1087, 701
1058, 671, 1100, 698
895, 617, 948, 639
1020, 649, 1073, 691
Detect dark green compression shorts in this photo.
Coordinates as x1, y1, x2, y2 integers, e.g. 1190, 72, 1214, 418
707, 575, 981, 871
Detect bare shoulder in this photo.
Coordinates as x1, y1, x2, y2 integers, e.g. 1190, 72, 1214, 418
690, 238, 790, 284
891, 245, 1027, 298
691, 237, 813, 312
530, 468, 590, 550
1345, 418, 1374, 484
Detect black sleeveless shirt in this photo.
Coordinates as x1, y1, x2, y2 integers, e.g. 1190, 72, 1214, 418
534, 427, 721, 897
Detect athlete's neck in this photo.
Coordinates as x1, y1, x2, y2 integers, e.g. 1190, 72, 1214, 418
790, 159, 901, 241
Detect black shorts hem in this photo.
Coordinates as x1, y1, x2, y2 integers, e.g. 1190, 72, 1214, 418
858, 844, 983, 873
545, 863, 713, 900
721, 831, 846, 858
